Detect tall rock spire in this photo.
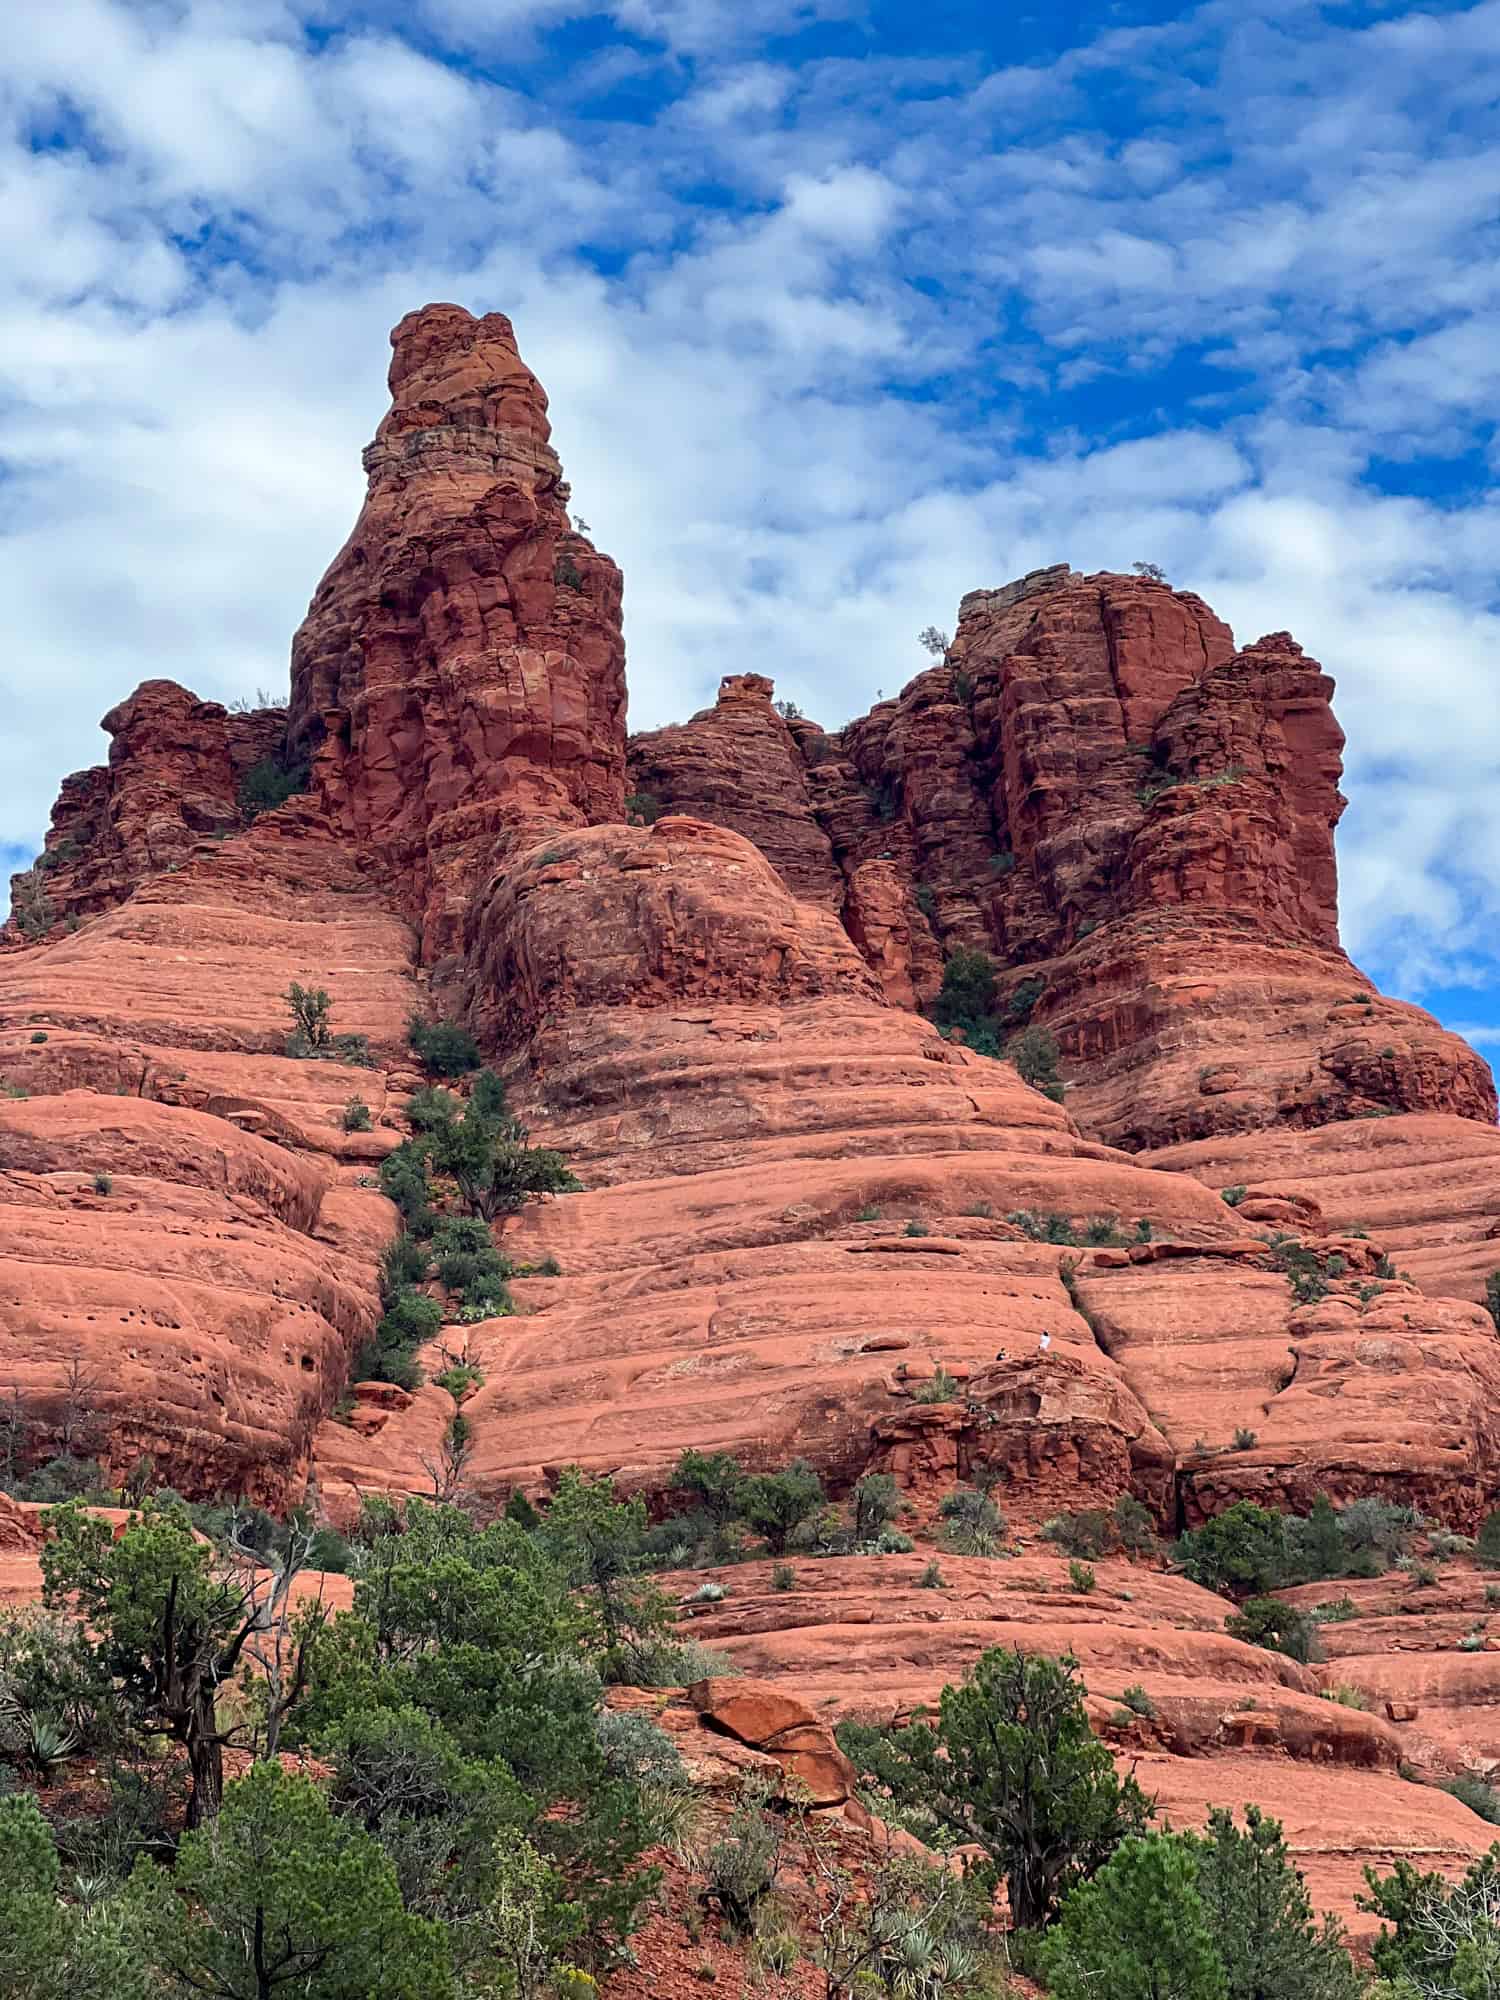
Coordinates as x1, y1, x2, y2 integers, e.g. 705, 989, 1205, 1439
289, 303, 627, 961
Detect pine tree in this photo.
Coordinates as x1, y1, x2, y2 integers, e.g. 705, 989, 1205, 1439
838, 1647, 1152, 1928
1041, 1833, 1226, 2000
131, 1761, 452, 2000
1187, 1806, 1362, 2000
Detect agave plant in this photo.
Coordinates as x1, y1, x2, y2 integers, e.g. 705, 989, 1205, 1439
21, 1710, 78, 1780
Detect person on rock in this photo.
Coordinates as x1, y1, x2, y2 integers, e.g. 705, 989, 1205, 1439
1038, 1329, 1052, 1354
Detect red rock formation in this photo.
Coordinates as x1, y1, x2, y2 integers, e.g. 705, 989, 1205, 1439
288, 302, 627, 962
1147, 1112, 1500, 1308
0, 803, 419, 1504
652, 1549, 1495, 1937
631, 566, 1495, 1148
3, 682, 286, 942
7, 301, 1500, 1951
628, 676, 843, 905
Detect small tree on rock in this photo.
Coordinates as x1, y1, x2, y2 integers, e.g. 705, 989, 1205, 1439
285, 982, 333, 1050
427, 1100, 579, 1223
736, 1460, 826, 1555
837, 1646, 1152, 1928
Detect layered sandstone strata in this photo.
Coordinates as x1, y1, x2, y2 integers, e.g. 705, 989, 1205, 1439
0, 803, 417, 1504
6, 301, 1500, 1942
629, 575, 1495, 1147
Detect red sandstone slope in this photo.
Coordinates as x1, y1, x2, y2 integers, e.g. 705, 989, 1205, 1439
6, 301, 1500, 1935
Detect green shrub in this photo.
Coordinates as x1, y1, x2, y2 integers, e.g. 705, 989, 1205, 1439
938, 1486, 1005, 1557
919, 1559, 946, 1589
379, 1231, 430, 1305
838, 1646, 1152, 1929
132, 1761, 451, 1997
1477, 1510, 1500, 1569
1042, 1508, 1116, 1560
379, 1145, 434, 1233
1224, 1595, 1320, 1664
904, 1219, 930, 1237
1312, 1596, 1359, 1623
1006, 1024, 1065, 1101
17, 1456, 109, 1504
238, 752, 309, 821
595, 1709, 687, 1795
432, 1364, 482, 1399
1188, 1804, 1361, 2000
342, 1098, 373, 1132
357, 1288, 442, 1388
736, 1461, 825, 1555
1175, 1502, 1295, 1596
407, 1016, 481, 1078
911, 1366, 960, 1403
1442, 1774, 1500, 1823
929, 947, 1000, 1050
852, 1472, 901, 1543
770, 1562, 795, 1592
285, 980, 333, 1049
1040, 1833, 1223, 2000
406, 1084, 464, 1133
92, 1173, 111, 1195
1008, 1208, 1079, 1244
1083, 1213, 1128, 1245
1068, 1561, 1097, 1594
703, 1778, 784, 1933
1231, 1427, 1258, 1451
876, 1530, 915, 1554
1320, 1684, 1369, 1708
1112, 1496, 1160, 1558
1362, 1841, 1500, 1994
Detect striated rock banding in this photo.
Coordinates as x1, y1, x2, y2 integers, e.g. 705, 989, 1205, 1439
6, 301, 1500, 1942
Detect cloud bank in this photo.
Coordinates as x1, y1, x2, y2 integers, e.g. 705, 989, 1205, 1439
3, 0, 1498, 1018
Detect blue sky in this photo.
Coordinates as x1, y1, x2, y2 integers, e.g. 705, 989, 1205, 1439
3, 0, 1499, 1051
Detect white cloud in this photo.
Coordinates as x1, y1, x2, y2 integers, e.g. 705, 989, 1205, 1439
1, 0, 1499, 1026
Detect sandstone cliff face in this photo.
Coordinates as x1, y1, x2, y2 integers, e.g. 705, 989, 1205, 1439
288, 302, 627, 964
629, 568, 1495, 1148
3, 682, 286, 942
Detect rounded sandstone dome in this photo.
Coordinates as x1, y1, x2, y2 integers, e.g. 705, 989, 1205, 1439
463, 814, 885, 1046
